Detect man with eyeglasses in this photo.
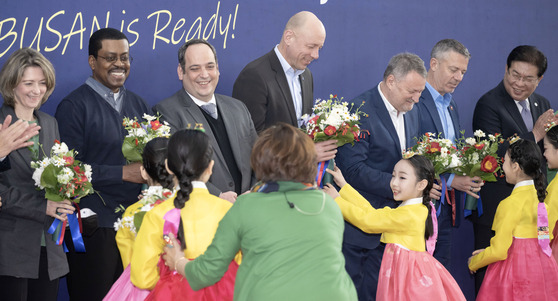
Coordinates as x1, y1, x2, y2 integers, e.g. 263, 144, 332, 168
471, 45, 557, 295
55, 28, 149, 301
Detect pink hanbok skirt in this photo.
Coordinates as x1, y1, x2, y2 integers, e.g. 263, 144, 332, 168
376, 243, 465, 301
551, 221, 558, 265
478, 238, 558, 301
145, 257, 238, 301
103, 265, 150, 301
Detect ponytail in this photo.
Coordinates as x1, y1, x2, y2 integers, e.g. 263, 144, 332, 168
167, 129, 214, 250
507, 139, 546, 202
405, 155, 435, 239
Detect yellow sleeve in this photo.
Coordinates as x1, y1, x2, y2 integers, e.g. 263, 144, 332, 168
130, 203, 179, 290
115, 202, 142, 268
116, 226, 135, 268
335, 184, 409, 234
468, 196, 523, 271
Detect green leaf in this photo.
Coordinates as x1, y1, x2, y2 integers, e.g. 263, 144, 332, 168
122, 138, 143, 162
45, 190, 63, 202
134, 211, 147, 232
41, 165, 59, 189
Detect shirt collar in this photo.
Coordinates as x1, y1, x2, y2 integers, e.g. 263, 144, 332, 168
86, 76, 126, 97
514, 179, 534, 189
186, 91, 217, 107
426, 81, 452, 107
399, 197, 423, 207
274, 45, 304, 77
192, 181, 207, 189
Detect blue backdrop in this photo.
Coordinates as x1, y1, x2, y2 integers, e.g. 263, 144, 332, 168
2, 0, 558, 300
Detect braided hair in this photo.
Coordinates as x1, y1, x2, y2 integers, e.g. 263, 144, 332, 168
141, 137, 174, 190
405, 155, 435, 239
507, 139, 546, 202
166, 129, 214, 248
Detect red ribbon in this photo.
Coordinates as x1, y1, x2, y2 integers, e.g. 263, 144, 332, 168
444, 189, 456, 226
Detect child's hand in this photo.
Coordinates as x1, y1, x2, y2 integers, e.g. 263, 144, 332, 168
323, 183, 340, 199
325, 166, 347, 188
467, 248, 484, 274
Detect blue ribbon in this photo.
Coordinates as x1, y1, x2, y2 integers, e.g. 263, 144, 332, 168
315, 160, 330, 189
47, 212, 85, 252
435, 177, 448, 217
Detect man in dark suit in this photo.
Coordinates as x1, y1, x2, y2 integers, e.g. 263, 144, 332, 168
336, 53, 427, 301
232, 11, 336, 162
153, 39, 257, 202
0, 114, 40, 172
416, 39, 483, 270
471, 45, 557, 294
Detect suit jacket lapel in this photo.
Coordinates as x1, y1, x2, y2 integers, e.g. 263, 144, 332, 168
448, 99, 461, 138
269, 51, 297, 125
497, 83, 528, 132
299, 69, 313, 115
180, 91, 228, 169
217, 95, 243, 168
421, 91, 445, 137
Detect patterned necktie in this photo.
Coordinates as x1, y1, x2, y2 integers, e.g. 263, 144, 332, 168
519, 101, 533, 132
201, 103, 218, 119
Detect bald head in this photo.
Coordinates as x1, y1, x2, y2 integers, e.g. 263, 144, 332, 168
278, 11, 326, 70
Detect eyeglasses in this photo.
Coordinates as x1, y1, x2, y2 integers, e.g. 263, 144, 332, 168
508, 70, 538, 84
97, 55, 133, 64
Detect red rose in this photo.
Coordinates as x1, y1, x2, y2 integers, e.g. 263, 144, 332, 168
133, 122, 141, 128
462, 146, 470, 152
324, 125, 336, 136
480, 155, 498, 173
150, 120, 162, 131
63, 156, 74, 166
474, 143, 485, 150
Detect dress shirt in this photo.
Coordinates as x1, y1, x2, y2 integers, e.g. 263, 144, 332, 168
426, 82, 455, 143
378, 84, 406, 152
187, 91, 218, 118
86, 77, 124, 112
274, 46, 304, 127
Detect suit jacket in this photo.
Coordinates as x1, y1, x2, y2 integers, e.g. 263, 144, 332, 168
417, 88, 461, 140
336, 85, 420, 249
0, 157, 9, 172
0, 104, 68, 280
232, 49, 314, 132
153, 89, 258, 195
472, 80, 551, 226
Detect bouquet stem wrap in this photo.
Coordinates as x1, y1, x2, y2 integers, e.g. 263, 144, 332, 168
48, 202, 85, 252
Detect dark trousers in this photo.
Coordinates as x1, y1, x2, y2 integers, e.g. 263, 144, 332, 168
433, 200, 452, 269
65, 227, 123, 301
0, 247, 60, 301
472, 222, 494, 295
343, 242, 385, 301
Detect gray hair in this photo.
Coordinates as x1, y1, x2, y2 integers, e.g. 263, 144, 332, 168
431, 39, 471, 60
383, 52, 427, 81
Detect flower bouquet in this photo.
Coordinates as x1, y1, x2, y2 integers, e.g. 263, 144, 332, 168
31, 140, 93, 251
122, 114, 171, 163
404, 132, 460, 179
455, 130, 503, 213
300, 94, 368, 187
114, 186, 174, 235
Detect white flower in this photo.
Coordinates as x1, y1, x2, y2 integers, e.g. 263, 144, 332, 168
32, 167, 45, 188
57, 167, 74, 184
52, 157, 66, 167
324, 106, 345, 128
114, 218, 123, 231
474, 130, 486, 138
471, 152, 480, 164
465, 137, 476, 145
52, 142, 69, 155
488, 134, 496, 141
448, 154, 461, 168
84, 164, 93, 181
142, 114, 156, 122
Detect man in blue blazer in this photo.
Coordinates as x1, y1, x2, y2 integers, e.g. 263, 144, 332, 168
336, 53, 427, 301
416, 39, 482, 270
471, 45, 557, 294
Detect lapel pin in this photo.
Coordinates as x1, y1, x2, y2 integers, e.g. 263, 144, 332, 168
534, 102, 538, 107
449, 105, 454, 111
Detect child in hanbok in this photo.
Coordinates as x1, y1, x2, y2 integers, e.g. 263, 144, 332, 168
104, 137, 174, 301
323, 155, 465, 301
469, 138, 558, 300
131, 129, 238, 301
543, 124, 558, 263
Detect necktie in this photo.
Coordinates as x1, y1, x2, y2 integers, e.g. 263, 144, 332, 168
201, 103, 218, 119
519, 101, 533, 132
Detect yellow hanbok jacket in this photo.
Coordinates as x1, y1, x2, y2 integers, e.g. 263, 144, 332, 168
130, 186, 239, 290
115, 201, 143, 268
469, 184, 554, 271
336, 184, 428, 251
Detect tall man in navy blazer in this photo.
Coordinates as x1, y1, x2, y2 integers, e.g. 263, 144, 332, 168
336, 53, 427, 301
416, 39, 483, 270
471, 45, 557, 293
153, 39, 257, 203
233, 11, 337, 162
